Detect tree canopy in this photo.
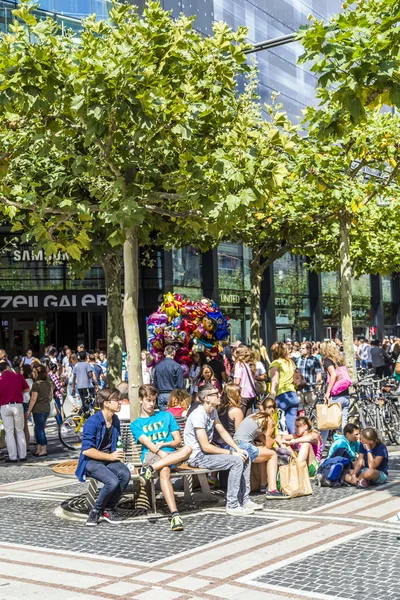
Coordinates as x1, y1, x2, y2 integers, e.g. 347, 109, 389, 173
298, 0, 400, 125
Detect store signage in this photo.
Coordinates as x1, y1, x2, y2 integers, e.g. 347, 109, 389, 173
220, 292, 250, 306
11, 249, 69, 262
0, 291, 107, 312
39, 320, 46, 344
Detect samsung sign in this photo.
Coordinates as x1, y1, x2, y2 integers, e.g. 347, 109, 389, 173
0, 291, 107, 312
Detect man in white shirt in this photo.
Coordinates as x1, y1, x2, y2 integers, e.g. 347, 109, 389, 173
184, 385, 255, 516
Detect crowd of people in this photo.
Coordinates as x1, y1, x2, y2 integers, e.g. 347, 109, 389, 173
78, 336, 391, 532
0, 344, 108, 462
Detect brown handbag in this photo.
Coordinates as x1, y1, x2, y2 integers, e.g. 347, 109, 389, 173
293, 368, 307, 391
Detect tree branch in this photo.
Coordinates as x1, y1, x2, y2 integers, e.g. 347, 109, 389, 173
0, 195, 101, 215
349, 158, 368, 179
143, 204, 203, 218
362, 163, 400, 207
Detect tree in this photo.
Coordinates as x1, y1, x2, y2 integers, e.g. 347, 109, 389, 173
0, 1, 287, 416
298, 0, 400, 124
298, 108, 400, 377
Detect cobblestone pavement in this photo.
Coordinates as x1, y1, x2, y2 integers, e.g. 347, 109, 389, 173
254, 530, 400, 600
0, 451, 399, 599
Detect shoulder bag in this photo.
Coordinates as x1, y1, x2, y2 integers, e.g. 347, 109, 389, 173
244, 363, 265, 399
291, 359, 307, 391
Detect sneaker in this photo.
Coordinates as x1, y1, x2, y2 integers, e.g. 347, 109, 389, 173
266, 490, 290, 499
102, 509, 123, 524
138, 465, 154, 486
19, 457, 27, 462
259, 485, 267, 494
86, 509, 101, 526
207, 476, 218, 487
357, 478, 370, 489
170, 514, 184, 532
226, 506, 254, 516
4, 458, 17, 464
244, 500, 263, 511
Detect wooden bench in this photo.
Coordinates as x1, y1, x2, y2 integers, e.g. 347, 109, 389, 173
86, 419, 214, 513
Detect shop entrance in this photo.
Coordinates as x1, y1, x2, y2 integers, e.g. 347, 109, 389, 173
0, 313, 55, 360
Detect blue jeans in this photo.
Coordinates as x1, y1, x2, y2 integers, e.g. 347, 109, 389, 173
276, 391, 299, 434
33, 412, 49, 445
321, 395, 350, 447
237, 440, 260, 462
360, 359, 368, 369
85, 460, 131, 512
157, 393, 170, 411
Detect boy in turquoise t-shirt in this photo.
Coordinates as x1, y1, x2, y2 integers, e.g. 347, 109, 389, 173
130, 384, 191, 531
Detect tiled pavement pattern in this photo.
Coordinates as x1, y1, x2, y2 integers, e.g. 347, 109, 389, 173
0, 456, 399, 599
0, 496, 275, 562
254, 530, 400, 600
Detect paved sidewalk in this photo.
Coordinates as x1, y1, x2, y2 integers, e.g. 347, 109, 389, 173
0, 448, 399, 600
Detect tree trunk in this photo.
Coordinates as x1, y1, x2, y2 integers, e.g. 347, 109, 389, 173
123, 227, 143, 420
339, 213, 356, 380
250, 256, 263, 353
100, 251, 123, 387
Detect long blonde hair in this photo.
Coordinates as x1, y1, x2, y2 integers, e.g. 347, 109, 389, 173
234, 346, 256, 375
320, 340, 344, 366
270, 341, 291, 363
252, 398, 277, 434
219, 383, 241, 411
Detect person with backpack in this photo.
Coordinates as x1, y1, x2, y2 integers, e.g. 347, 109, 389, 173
319, 341, 352, 448
327, 423, 361, 462
279, 416, 323, 478
314, 423, 361, 488
345, 427, 389, 488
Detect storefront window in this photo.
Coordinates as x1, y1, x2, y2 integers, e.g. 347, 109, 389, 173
218, 243, 252, 342
274, 254, 311, 340
172, 246, 202, 299
217, 243, 251, 291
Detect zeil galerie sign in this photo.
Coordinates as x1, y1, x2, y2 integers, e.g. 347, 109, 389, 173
0, 291, 107, 312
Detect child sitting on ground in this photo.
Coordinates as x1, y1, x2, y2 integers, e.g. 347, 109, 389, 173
345, 427, 388, 488
328, 423, 361, 462
279, 416, 323, 478
166, 389, 191, 418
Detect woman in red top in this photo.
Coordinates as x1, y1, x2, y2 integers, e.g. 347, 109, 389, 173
166, 389, 191, 418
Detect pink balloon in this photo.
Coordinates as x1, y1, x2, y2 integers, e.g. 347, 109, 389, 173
147, 312, 168, 325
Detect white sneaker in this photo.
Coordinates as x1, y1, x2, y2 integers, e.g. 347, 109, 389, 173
244, 500, 263, 511
226, 506, 254, 516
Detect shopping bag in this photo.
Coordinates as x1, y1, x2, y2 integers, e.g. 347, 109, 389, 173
316, 402, 342, 430
49, 400, 59, 419
279, 457, 312, 498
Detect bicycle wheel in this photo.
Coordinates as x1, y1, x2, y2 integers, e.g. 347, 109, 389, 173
58, 414, 85, 450
376, 408, 391, 445
387, 405, 400, 445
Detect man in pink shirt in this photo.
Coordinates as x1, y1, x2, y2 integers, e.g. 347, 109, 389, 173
0, 361, 29, 463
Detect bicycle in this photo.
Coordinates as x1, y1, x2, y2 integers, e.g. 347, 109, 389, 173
58, 394, 98, 451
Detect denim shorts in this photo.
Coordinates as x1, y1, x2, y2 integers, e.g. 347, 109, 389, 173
360, 467, 388, 485
236, 440, 260, 462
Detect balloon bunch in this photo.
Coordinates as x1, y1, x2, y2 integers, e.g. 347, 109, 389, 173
146, 293, 230, 376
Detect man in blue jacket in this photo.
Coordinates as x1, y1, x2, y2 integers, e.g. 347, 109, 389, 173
152, 345, 185, 410
75, 388, 130, 527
